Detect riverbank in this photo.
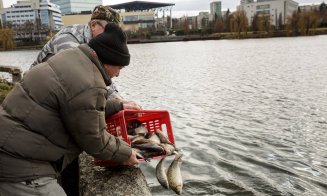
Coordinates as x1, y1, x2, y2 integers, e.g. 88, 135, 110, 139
129, 28, 327, 44
2, 27, 327, 50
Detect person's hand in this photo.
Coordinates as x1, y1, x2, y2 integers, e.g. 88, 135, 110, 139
122, 149, 140, 166
122, 100, 143, 110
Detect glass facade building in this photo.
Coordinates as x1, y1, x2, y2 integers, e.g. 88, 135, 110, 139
51, 0, 102, 15
210, 1, 222, 18
1, 0, 63, 31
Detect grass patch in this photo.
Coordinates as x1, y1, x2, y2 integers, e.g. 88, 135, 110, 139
0, 82, 13, 103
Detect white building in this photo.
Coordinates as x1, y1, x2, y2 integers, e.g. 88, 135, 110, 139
0, 0, 3, 26
50, 0, 102, 15
240, 0, 254, 6
40, 0, 63, 30
0, 0, 3, 11
240, 0, 298, 27
120, 11, 156, 31
299, 3, 321, 12
210, 1, 222, 21
197, 12, 209, 29
1, 0, 63, 31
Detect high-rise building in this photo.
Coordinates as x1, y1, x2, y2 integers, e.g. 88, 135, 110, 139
0, 0, 3, 27
51, 0, 102, 15
209, 1, 222, 21
240, 0, 298, 27
197, 12, 210, 29
240, 0, 254, 6
1, 0, 63, 31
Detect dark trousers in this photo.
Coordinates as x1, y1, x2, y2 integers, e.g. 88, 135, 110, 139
60, 158, 80, 196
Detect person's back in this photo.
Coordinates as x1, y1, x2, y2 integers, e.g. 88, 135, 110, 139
31, 24, 90, 67
0, 23, 139, 196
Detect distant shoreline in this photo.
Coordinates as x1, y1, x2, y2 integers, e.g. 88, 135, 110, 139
128, 28, 327, 44
2, 28, 327, 51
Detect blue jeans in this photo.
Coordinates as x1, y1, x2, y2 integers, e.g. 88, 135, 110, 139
0, 177, 66, 196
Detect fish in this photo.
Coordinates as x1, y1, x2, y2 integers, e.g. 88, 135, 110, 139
167, 153, 183, 195
145, 132, 161, 144
132, 138, 160, 145
140, 150, 164, 159
132, 143, 165, 154
156, 157, 169, 189
155, 130, 173, 145
160, 143, 176, 155
130, 135, 146, 143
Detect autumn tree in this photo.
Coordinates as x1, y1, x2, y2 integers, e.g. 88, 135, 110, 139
298, 10, 320, 35
0, 29, 15, 50
183, 18, 190, 35
229, 9, 248, 38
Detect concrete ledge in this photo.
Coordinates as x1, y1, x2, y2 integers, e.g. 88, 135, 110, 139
79, 153, 152, 196
0, 65, 22, 83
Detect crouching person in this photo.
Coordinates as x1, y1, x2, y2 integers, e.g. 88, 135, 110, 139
0, 23, 139, 196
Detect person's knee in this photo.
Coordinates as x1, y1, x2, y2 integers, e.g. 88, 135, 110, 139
0, 177, 67, 196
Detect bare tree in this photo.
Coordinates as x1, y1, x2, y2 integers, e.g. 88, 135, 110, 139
278, 13, 283, 30
285, 11, 300, 36
224, 9, 231, 32
183, 19, 190, 35
213, 17, 224, 33
252, 13, 261, 32
262, 15, 272, 35
319, 2, 327, 27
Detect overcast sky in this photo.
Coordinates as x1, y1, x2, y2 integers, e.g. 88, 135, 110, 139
3, 0, 325, 17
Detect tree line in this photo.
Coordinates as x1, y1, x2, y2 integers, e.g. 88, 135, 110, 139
172, 2, 327, 38
0, 18, 51, 50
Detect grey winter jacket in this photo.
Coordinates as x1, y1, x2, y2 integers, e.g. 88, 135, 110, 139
31, 24, 91, 67
30, 24, 119, 97
0, 44, 132, 182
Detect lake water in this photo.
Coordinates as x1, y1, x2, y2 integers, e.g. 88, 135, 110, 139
1, 36, 327, 196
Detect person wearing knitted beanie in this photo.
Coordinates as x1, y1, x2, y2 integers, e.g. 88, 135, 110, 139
88, 23, 130, 67
26, 7, 140, 196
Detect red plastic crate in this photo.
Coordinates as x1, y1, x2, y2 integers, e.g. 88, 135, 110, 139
94, 109, 175, 167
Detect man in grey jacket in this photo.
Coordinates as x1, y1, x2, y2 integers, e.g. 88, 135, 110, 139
0, 23, 139, 195
30, 5, 141, 195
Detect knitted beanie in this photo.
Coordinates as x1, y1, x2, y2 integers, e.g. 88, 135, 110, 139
91, 5, 121, 24
88, 23, 130, 66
